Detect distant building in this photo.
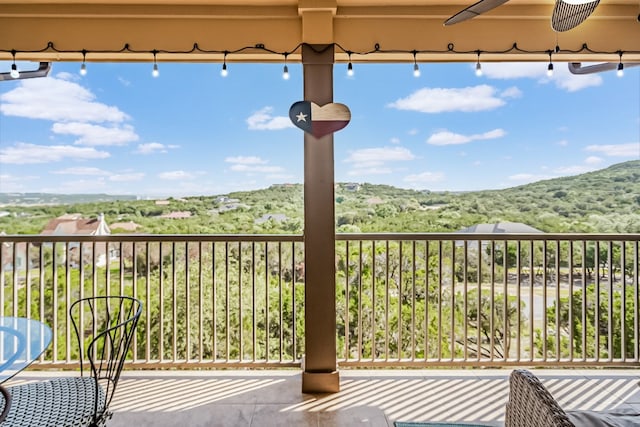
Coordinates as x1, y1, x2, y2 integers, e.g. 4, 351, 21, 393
159, 211, 192, 219
155, 200, 170, 206
457, 222, 542, 234
255, 213, 288, 224
455, 222, 543, 249
41, 213, 111, 236
110, 221, 141, 232
343, 183, 361, 192
40, 214, 113, 267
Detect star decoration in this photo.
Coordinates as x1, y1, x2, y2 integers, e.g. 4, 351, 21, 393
296, 112, 308, 122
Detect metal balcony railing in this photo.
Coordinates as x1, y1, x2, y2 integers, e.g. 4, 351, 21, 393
1, 233, 639, 369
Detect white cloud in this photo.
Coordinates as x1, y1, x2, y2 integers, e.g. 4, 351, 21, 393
52, 167, 110, 176
479, 62, 602, 92
500, 86, 522, 99
479, 63, 544, 79
408, 129, 419, 136
557, 140, 569, 146
0, 76, 129, 123
345, 147, 416, 176
109, 173, 145, 182
388, 85, 507, 113
225, 155, 285, 174
585, 143, 639, 157
136, 143, 175, 154
225, 156, 268, 165
554, 165, 595, 175
584, 156, 603, 165
345, 147, 416, 168
266, 173, 296, 181
158, 171, 196, 180
403, 171, 445, 183
52, 122, 138, 146
0, 143, 110, 164
246, 107, 294, 130
347, 167, 392, 176
230, 164, 284, 173
390, 137, 401, 144
427, 128, 506, 146
508, 173, 552, 183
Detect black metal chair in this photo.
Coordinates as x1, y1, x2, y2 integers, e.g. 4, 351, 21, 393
0, 296, 142, 427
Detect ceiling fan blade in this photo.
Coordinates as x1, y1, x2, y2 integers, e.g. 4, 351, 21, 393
551, 0, 600, 32
444, 0, 510, 26
0, 62, 51, 81
568, 62, 640, 74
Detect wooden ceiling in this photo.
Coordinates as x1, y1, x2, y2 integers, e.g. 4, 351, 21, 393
1, 0, 639, 64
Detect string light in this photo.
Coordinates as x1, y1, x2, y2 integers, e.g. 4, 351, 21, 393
152, 50, 159, 77
80, 49, 87, 76
282, 53, 289, 80
617, 51, 624, 77
220, 51, 228, 77
2, 42, 637, 81
10, 50, 19, 79
547, 50, 554, 77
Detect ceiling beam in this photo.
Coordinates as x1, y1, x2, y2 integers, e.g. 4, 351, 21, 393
1, 2, 638, 63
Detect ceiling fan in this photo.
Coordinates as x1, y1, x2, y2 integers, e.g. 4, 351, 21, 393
444, 0, 601, 32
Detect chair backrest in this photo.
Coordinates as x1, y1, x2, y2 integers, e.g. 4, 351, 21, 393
70, 296, 142, 426
505, 369, 575, 427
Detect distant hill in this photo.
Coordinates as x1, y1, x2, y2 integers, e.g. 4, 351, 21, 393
0, 161, 638, 234
0, 193, 138, 206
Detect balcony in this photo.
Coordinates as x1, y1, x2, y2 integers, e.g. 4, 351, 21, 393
1, 232, 639, 425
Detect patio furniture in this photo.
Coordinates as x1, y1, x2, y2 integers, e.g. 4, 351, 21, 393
505, 369, 640, 427
0, 296, 142, 427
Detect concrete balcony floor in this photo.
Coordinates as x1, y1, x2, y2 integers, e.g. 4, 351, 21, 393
8, 369, 640, 426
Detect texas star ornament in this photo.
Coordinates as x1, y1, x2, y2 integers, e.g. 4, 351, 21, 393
289, 101, 351, 138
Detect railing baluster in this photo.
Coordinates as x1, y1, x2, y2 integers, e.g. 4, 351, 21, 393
0, 233, 637, 370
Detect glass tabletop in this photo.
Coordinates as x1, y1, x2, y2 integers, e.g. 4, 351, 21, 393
0, 317, 52, 383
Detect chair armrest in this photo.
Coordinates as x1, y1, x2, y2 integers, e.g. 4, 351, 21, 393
0, 384, 12, 422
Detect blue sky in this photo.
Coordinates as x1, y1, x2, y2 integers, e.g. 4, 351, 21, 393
0, 60, 638, 197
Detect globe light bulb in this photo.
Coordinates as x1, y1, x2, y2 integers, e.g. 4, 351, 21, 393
547, 63, 554, 77
80, 62, 87, 76
617, 62, 624, 77
475, 61, 482, 77
152, 63, 159, 78
10, 63, 19, 79
347, 62, 354, 77
220, 63, 228, 77
413, 63, 420, 77
282, 64, 289, 80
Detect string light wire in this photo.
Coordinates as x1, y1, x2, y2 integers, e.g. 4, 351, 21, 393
2, 41, 638, 79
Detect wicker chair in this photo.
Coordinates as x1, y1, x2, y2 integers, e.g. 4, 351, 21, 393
506, 369, 640, 427
0, 296, 142, 427
505, 369, 574, 427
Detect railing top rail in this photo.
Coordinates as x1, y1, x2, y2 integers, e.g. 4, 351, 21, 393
0, 234, 304, 243
1, 232, 640, 243
335, 232, 640, 241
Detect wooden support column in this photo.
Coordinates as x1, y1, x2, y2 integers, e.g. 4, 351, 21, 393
301, 43, 339, 393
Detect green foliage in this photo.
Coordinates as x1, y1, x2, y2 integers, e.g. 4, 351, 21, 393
2, 161, 639, 235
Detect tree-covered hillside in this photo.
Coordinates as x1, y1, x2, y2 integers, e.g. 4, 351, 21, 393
0, 160, 638, 234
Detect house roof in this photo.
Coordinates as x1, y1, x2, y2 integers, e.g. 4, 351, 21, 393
1, 1, 637, 64
41, 214, 111, 236
457, 222, 543, 233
